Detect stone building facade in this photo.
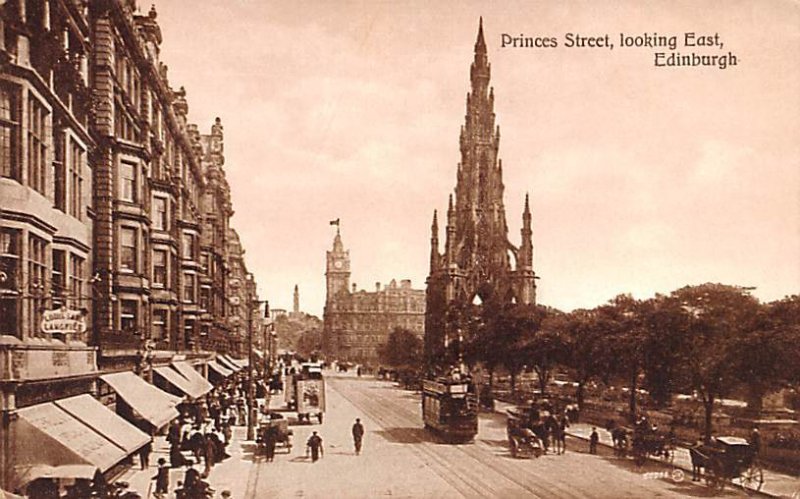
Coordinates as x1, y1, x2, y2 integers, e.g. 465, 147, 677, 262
226, 227, 257, 358
0, 1, 260, 490
0, 1, 98, 486
323, 228, 425, 365
425, 20, 537, 364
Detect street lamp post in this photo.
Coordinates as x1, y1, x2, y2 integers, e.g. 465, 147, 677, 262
245, 277, 271, 441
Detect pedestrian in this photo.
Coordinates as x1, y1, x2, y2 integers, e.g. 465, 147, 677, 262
264, 425, 277, 462
183, 463, 200, 492
223, 421, 233, 446
307, 431, 324, 462
139, 440, 152, 469
558, 415, 569, 454
189, 426, 205, 462
691, 438, 704, 481
750, 427, 761, 455
589, 427, 599, 454
352, 418, 365, 455
170, 442, 191, 468
153, 458, 170, 497
167, 420, 181, 447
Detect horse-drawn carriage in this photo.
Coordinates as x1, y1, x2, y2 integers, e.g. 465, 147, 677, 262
689, 436, 763, 491
506, 409, 544, 458
631, 428, 673, 466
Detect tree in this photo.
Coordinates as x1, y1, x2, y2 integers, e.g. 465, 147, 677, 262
296, 328, 323, 360
496, 304, 539, 395
463, 301, 504, 392
563, 309, 611, 410
524, 306, 568, 396
731, 295, 800, 413
601, 294, 647, 421
671, 283, 761, 442
638, 295, 691, 408
378, 327, 423, 371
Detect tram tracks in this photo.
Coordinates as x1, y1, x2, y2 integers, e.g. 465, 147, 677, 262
329, 377, 587, 499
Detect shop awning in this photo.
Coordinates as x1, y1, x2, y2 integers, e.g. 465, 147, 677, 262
15, 403, 127, 473
228, 356, 248, 368
54, 394, 150, 454
16, 464, 98, 488
154, 366, 205, 399
208, 360, 233, 378
100, 372, 180, 429
217, 355, 242, 372
172, 362, 213, 397
221, 354, 245, 370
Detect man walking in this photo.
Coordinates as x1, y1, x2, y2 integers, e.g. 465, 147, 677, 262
307, 431, 324, 462
152, 458, 169, 498
264, 425, 277, 462
352, 418, 365, 455
589, 427, 599, 454
139, 440, 152, 469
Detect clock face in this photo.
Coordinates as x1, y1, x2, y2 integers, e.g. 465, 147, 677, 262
334, 260, 343, 269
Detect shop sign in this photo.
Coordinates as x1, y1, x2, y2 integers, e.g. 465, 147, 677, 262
40, 308, 88, 336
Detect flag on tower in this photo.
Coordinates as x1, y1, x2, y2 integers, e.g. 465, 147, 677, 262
329, 218, 340, 226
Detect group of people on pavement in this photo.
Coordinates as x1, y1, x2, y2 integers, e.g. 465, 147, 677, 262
152, 381, 250, 498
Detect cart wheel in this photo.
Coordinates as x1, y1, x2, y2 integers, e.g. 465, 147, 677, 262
741, 464, 764, 492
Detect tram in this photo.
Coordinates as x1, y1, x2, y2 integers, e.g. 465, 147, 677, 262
421, 374, 478, 442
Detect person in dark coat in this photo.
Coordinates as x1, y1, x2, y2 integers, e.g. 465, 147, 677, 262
189, 428, 205, 462
264, 425, 277, 462
352, 418, 365, 455
183, 464, 200, 491
750, 427, 761, 455
558, 415, 569, 454
153, 458, 170, 496
167, 420, 181, 447
307, 431, 324, 462
589, 427, 599, 454
140, 440, 153, 469
170, 443, 191, 468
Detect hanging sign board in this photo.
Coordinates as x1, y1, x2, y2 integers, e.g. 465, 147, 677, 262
40, 308, 88, 335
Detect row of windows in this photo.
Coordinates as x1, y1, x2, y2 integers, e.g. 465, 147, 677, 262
0, 84, 88, 220
120, 228, 196, 268
0, 228, 86, 338
117, 300, 200, 344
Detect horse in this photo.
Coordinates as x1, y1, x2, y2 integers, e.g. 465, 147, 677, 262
611, 427, 628, 457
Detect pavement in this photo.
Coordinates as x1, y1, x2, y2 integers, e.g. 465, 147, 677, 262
493, 399, 800, 498
120, 397, 277, 499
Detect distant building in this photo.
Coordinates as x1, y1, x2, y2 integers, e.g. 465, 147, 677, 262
322, 227, 425, 365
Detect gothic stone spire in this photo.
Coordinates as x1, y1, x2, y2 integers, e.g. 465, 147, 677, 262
425, 20, 537, 363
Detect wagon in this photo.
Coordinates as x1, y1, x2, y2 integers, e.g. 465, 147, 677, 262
689, 436, 763, 491
506, 409, 544, 458
631, 430, 672, 466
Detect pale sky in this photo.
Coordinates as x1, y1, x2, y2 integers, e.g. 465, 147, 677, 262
154, 0, 800, 316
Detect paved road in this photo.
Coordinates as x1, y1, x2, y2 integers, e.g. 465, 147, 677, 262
247, 374, 747, 498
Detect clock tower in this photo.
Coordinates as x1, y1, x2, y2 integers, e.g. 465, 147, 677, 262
325, 227, 350, 303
